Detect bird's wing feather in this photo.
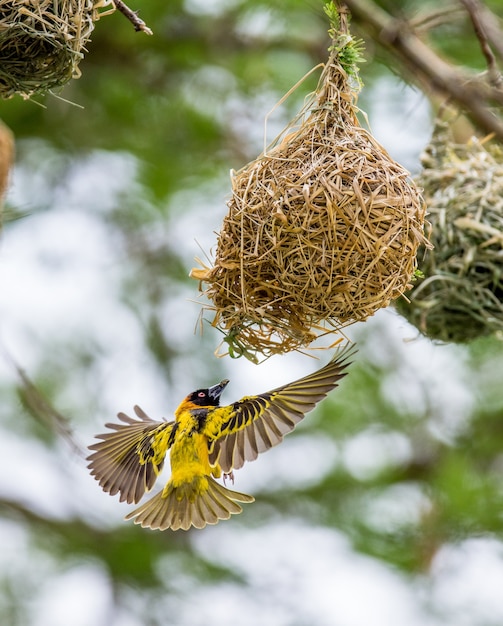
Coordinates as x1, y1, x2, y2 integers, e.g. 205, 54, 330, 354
207, 344, 356, 473
87, 405, 175, 504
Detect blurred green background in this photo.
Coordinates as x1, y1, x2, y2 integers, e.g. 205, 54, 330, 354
2, 1, 503, 625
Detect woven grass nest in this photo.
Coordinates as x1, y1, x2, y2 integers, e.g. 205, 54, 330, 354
397, 120, 503, 343
0, 0, 110, 98
191, 5, 428, 361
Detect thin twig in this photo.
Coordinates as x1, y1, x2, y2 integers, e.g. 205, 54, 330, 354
1, 348, 85, 458
460, 0, 502, 87
410, 5, 465, 31
113, 0, 153, 35
459, 0, 503, 60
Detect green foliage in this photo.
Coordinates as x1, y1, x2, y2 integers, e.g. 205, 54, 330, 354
325, 2, 366, 80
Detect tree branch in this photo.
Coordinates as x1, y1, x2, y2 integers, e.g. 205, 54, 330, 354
460, 0, 502, 87
462, 0, 503, 60
344, 0, 503, 142
113, 0, 153, 35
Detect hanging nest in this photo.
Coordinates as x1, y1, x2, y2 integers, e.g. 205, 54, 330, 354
397, 119, 503, 343
191, 4, 428, 361
0, 0, 112, 99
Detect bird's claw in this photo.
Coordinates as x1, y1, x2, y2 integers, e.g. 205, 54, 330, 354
223, 471, 234, 485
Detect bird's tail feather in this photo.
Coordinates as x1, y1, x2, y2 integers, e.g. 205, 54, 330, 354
124, 476, 254, 531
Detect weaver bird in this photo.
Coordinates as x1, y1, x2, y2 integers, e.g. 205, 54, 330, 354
87, 344, 355, 531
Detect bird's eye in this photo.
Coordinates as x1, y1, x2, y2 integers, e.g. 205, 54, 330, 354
198, 391, 206, 398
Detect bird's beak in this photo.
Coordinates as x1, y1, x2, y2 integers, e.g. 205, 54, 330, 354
208, 379, 229, 401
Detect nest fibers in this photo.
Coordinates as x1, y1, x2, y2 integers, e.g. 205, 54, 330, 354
0, 0, 111, 98
398, 121, 503, 343
0, 121, 14, 223
191, 9, 428, 361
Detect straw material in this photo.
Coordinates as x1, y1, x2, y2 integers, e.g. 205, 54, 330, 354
192, 11, 428, 360
0, 0, 110, 98
0, 121, 14, 208
398, 120, 503, 343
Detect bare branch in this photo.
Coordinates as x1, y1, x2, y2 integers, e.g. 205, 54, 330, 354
460, 0, 502, 87
410, 5, 465, 32
464, 0, 503, 59
113, 0, 153, 35
344, 0, 503, 142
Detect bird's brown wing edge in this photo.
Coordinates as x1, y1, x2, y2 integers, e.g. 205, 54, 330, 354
208, 343, 357, 473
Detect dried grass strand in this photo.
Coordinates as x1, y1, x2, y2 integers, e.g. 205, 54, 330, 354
0, 121, 14, 207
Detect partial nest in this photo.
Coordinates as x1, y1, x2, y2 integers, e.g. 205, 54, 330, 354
192, 7, 428, 361
0, 0, 111, 98
0, 120, 14, 221
397, 120, 503, 343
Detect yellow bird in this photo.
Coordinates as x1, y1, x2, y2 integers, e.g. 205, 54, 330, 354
87, 344, 355, 531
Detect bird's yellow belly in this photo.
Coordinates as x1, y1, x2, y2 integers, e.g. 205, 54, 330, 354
169, 433, 214, 490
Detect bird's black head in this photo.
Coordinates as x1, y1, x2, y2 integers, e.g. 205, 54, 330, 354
187, 379, 229, 407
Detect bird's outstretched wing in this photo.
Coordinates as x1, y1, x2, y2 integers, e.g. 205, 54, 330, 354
207, 343, 356, 473
87, 405, 176, 504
